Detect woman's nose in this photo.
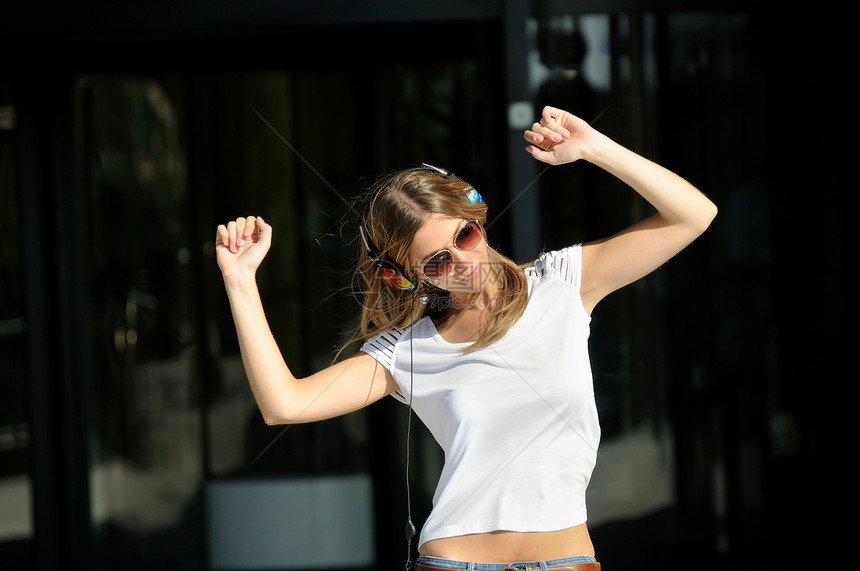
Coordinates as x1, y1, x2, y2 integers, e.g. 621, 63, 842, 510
449, 248, 474, 273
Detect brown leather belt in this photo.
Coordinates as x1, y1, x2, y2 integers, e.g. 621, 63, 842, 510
414, 562, 600, 571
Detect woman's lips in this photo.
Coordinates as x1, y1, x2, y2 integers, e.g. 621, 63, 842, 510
462, 263, 481, 281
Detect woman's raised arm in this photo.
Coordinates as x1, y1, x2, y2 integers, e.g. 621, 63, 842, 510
216, 216, 398, 424
524, 106, 718, 313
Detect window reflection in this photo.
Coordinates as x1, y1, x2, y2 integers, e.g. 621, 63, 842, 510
75, 77, 205, 565
73, 70, 390, 567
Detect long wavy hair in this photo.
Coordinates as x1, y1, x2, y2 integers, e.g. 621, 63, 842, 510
341, 165, 530, 355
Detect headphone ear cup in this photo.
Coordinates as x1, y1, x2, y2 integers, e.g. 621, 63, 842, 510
378, 261, 416, 291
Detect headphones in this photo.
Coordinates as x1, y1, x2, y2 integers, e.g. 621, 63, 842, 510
359, 163, 484, 292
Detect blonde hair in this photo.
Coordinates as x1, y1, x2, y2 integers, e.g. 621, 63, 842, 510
340, 166, 529, 356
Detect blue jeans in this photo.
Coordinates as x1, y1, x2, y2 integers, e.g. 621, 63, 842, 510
415, 554, 598, 570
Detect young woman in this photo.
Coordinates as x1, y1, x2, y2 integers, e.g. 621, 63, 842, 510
215, 105, 717, 570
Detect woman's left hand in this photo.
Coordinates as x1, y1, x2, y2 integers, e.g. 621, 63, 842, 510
523, 105, 599, 166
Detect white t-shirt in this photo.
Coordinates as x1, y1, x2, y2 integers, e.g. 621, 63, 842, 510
361, 244, 600, 550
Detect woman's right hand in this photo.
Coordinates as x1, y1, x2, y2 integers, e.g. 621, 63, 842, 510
215, 215, 272, 281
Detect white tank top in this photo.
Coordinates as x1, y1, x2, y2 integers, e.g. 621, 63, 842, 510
361, 245, 600, 550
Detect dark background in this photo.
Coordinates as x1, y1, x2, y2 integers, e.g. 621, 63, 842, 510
1, 1, 850, 570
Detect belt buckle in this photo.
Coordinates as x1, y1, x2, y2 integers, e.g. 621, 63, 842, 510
500, 567, 521, 571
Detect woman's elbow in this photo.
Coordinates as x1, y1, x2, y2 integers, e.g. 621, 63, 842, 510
259, 405, 300, 426
691, 199, 718, 236
262, 413, 289, 426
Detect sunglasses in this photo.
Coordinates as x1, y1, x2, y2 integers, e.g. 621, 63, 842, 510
420, 220, 483, 279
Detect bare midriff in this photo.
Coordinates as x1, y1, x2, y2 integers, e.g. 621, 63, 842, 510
419, 523, 594, 562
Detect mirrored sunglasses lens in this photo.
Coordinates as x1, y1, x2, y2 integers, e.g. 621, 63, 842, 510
423, 251, 453, 278
455, 221, 482, 251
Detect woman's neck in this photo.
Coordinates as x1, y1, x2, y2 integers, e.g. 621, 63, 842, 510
433, 283, 500, 342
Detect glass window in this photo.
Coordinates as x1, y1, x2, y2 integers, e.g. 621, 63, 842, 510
74, 76, 207, 567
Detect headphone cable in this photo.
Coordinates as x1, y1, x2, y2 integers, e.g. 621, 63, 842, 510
404, 288, 417, 569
